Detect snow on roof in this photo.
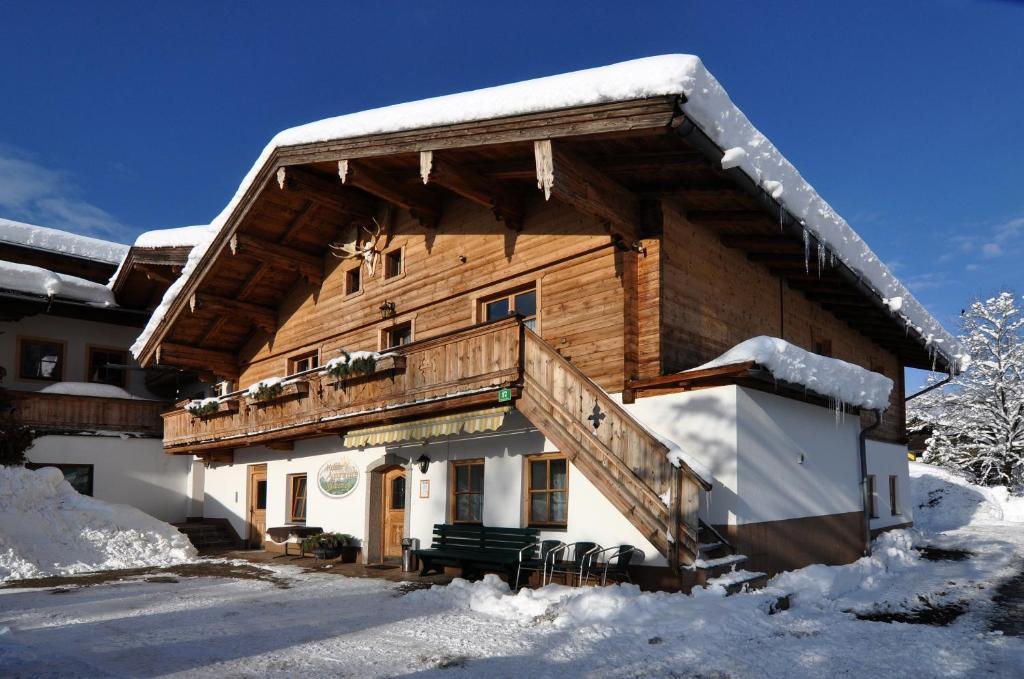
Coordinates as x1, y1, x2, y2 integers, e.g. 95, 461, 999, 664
130, 55, 963, 368
38, 382, 152, 400
132, 224, 216, 249
694, 336, 894, 411
0, 216, 128, 264
0, 260, 115, 306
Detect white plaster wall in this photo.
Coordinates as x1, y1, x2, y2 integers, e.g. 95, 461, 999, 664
26, 435, 191, 522
736, 389, 862, 524
866, 439, 913, 530
0, 315, 160, 399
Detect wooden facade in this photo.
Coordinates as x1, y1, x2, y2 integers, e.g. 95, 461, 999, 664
12, 390, 165, 437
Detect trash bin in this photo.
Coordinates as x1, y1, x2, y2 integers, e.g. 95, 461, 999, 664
402, 537, 420, 572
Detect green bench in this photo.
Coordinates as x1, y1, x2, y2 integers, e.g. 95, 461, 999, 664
414, 523, 539, 588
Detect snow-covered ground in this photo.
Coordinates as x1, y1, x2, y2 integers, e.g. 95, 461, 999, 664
1, 462, 1022, 677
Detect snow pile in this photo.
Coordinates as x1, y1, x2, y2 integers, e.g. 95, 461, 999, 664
39, 382, 146, 400
694, 336, 894, 411
0, 217, 128, 264
133, 224, 216, 249
0, 260, 115, 305
0, 466, 196, 582
909, 461, 1024, 532
130, 55, 960, 369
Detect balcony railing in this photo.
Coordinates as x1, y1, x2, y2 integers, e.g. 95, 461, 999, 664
12, 390, 166, 437
161, 316, 523, 453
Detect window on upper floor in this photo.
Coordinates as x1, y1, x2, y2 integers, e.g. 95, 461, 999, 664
482, 286, 537, 331
345, 267, 361, 295
18, 337, 65, 382
383, 322, 413, 349
384, 247, 403, 279
289, 350, 319, 375
88, 346, 128, 387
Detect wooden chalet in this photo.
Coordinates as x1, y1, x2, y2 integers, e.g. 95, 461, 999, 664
132, 56, 957, 587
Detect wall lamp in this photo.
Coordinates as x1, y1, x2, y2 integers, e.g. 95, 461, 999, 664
415, 455, 431, 474
379, 300, 397, 319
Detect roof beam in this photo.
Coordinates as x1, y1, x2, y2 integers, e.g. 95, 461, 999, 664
420, 150, 523, 230
337, 159, 441, 228
534, 139, 640, 244
156, 342, 239, 380
229, 233, 323, 286
277, 166, 376, 218
190, 293, 277, 334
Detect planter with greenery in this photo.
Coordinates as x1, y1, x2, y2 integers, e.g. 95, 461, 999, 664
301, 532, 359, 561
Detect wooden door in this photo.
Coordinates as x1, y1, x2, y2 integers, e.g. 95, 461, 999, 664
382, 468, 406, 559
248, 464, 268, 548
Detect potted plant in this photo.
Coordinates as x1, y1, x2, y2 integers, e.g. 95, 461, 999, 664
301, 532, 359, 562
185, 398, 221, 417
247, 379, 284, 403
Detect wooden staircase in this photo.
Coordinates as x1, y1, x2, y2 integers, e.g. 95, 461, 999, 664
515, 326, 709, 569
693, 519, 766, 594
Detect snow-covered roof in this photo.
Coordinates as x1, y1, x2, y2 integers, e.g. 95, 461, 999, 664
132, 224, 216, 249
38, 382, 153, 400
130, 55, 963, 369
0, 260, 115, 306
694, 336, 894, 411
0, 216, 128, 264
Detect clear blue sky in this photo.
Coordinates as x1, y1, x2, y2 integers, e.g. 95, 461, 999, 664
1, 1, 1021, 386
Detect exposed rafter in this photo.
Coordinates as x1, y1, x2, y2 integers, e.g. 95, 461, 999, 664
157, 342, 239, 380
190, 292, 277, 334
277, 166, 376, 217
419, 150, 523, 230
338, 159, 441, 228
229, 233, 323, 286
533, 139, 640, 244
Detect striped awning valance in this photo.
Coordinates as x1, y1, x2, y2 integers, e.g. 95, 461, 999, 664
342, 407, 511, 448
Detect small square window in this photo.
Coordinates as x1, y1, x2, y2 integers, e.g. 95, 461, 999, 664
19, 338, 65, 381
384, 249, 403, 279
289, 351, 319, 375
88, 347, 128, 387
384, 322, 412, 349
345, 267, 361, 295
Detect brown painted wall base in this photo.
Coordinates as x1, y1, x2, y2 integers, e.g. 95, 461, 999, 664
870, 521, 913, 539
716, 511, 866, 577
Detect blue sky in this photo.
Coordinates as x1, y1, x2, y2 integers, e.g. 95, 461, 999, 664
1, 1, 1021, 385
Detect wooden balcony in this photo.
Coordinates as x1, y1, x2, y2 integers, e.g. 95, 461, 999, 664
162, 316, 523, 454
12, 390, 167, 437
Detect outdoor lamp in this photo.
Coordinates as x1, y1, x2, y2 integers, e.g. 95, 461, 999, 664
415, 455, 430, 474
379, 300, 397, 319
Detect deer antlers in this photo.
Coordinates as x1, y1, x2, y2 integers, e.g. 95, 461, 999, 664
329, 218, 385, 274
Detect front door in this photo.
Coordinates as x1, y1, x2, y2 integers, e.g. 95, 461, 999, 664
248, 464, 268, 548
382, 468, 406, 559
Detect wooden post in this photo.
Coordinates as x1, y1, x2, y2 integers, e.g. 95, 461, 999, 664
621, 247, 639, 399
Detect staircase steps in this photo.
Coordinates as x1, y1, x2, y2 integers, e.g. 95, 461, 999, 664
172, 521, 238, 552
692, 519, 766, 594
706, 569, 768, 595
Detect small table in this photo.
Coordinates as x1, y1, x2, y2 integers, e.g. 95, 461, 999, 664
266, 526, 324, 559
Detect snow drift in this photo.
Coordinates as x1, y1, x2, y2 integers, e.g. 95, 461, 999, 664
0, 466, 196, 582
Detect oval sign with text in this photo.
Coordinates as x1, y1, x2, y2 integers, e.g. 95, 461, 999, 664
317, 457, 359, 498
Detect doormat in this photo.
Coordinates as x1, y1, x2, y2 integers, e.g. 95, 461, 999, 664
365, 564, 400, 571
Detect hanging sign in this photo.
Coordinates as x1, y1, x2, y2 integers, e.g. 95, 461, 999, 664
317, 456, 360, 498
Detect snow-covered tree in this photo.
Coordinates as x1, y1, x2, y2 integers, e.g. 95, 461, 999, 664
908, 292, 1024, 487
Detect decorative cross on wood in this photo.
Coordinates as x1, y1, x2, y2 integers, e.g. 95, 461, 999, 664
587, 403, 606, 430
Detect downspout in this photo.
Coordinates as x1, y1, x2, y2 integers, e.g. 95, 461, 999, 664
858, 410, 882, 556
905, 373, 953, 402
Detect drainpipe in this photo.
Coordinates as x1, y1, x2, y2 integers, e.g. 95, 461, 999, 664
858, 410, 882, 556
905, 373, 953, 402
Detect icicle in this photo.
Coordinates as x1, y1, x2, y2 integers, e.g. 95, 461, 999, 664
817, 242, 826, 277
803, 228, 811, 273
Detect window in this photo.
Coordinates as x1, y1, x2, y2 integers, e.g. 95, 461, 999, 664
867, 475, 878, 518
87, 346, 127, 387
813, 339, 832, 357
527, 454, 568, 528
287, 474, 307, 523
450, 460, 484, 523
345, 267, 361, 295
27, 463, 93, 496
384, 248, 403, 279
483, 286, 537, 330
18, 337, 65, 381
255, 479, 268, 510
391, 475, 406, 510
215, 380, 234, 397
383, 322, 412, 349
289, 351, 319, 375
889, 475, 900, 516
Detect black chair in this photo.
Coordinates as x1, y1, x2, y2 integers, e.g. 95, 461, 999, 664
592, 545, 638, 586
515, 539, 563, 589
545, 541, 600, 587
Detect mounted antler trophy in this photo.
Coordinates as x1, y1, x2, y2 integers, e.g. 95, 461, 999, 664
329, 218, 384, 274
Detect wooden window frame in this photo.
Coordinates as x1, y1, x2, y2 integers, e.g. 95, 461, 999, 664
889, 475, 899, 516
287, 473, 308, 524
288, 349, 320, 375
867, 474, 878, 519
344, 265, 362, 297
478, 282, 539, 332
17, 335, 67, 382
524, 452, 569, 529
86, 344, 128, 388
382, 246, 405, 282
449, 458, 485, 524
380, 320, 414, 350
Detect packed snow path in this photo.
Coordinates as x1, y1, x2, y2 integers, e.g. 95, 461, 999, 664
1, 463, 1022, 677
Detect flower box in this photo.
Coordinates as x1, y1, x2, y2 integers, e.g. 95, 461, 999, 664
246, 380, 309, 406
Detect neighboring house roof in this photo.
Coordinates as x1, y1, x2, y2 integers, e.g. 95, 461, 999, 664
108, 225, 215, 308
129, 54, 964, 371
0, 216, 128, 265
0, 259, 115, 306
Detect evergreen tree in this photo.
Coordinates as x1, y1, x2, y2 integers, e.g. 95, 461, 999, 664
908, 292, 1024, 487
0, 366, 35, 466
